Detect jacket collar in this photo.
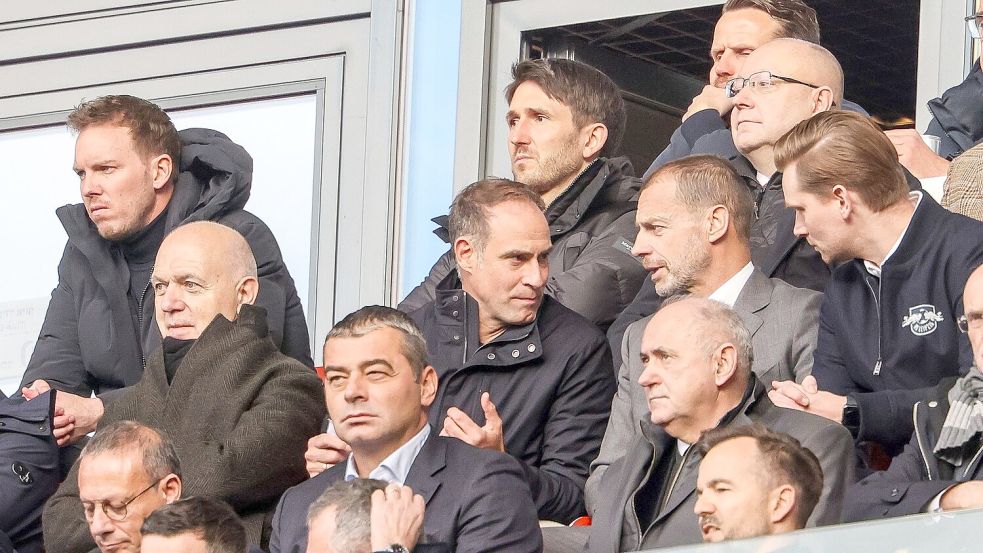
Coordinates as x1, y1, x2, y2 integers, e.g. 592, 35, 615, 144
403, 432, 447, 506
732, 268, 775, 337
546, 156, 638, 236
867, 192, 945, 273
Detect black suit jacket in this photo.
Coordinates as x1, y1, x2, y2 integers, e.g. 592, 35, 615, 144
269, 432, 543, 553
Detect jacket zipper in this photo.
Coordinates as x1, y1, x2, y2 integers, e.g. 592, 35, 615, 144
913, 402, 934, 480
863, 274, 883, 375
962, 441, 983, 480
461, 292, 468, 365
632, 445, 693, 548
136, 267, 153, 369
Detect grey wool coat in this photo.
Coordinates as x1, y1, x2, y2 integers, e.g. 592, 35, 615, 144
42, 305, 325, 552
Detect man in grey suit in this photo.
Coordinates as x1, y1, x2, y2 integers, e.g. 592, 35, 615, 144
269, 306, 542, 553
586, 297, 853, 552
585, 154, 822, 516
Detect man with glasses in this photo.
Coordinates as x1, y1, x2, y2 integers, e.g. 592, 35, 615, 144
844, 263, 983, 520
67, 421, 182, 553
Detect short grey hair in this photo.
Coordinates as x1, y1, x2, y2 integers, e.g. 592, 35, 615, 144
660, 295, 753, 381
81, 420, 182, 481
448, 178, 546, 255
307, 479, 388, 553
325, 306, 429, 380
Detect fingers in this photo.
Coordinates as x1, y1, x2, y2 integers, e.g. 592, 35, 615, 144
770, 380, 811, 407
304, 432, 351, 477
480, 392, 501, 425
441, 409, 480, 445
768, 390, 806, 411
802, 375, 819, 394
370, 484, 425, 551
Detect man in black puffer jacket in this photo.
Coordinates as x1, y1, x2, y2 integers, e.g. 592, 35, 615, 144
398, 59, 646, 332
19, 95, 311, 449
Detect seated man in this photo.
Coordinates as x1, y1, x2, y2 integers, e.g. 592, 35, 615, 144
140, 497, 247, 553
0, 390, 58, 553
309, 180, 614, 523
586, 154, 821, 514
306, 480, 425, 553
694, 423, 824, 543
270, 306, 542, 553
844, 264, 983, 520
43, 221, 325, 550
22, 94, 311, 453
769, 111, 983, 458
58, 421, 183, 553
587, 297, 853, 552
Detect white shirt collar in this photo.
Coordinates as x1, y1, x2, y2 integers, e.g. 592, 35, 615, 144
344, 424, 431, 484
864, 191, 922, 278
677, 440, 691, 456
708, 262, 754, 308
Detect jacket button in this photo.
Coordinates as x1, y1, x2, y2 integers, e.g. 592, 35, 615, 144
452, 295, 459, 302
487, 353, 496, 360
928, 401, 938, 408
512, 349, 520, 358
452, 310, 459, 317
891, 488, 899, 497
527, 344, 536, 352
453, 335, 460, 341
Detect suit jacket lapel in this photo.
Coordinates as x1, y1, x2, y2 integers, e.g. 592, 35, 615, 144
733, 269, 773, 337
404, 433, 445, 506
653, 449, 700, 525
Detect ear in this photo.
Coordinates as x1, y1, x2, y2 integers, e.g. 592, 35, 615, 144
706, 205, 730, 244
235, 276, 260, 312
454, 237, 479, 274
712, 342, 740, 387
810, 87, 835, 114
149, 154, 173, 191
831, 184, 852, 221
768, 484, 797, 525
419, 365, 438, 408
581, 123, 608, 161
160, 473, 182, 503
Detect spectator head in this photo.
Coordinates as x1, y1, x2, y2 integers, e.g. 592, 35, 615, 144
322, 306, 437, 468
712, 0, 820, 86
78, 421, 183, 553
729, 38, 843, 175
505, 58, 625, 196
306, 479, 389, 553
694, 423, 823, 542
637, 297, 753, 444
68, 95, 180, 241
140, 497, 247, 553
152, 221, 259, 340
449, 179, 550, 338
961, 265, 983, 370
774, 110, 909, 265
633, 155, 754, 297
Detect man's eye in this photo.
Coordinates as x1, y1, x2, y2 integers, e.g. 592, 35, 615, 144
184, 281, 201, 290
153, 283, 167, 294
326, 375, 347, 388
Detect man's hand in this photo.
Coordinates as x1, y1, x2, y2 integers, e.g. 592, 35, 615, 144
370, 484, 424, 552
769, 375, 847, 423
940, 481, 983, 511
884, 129, 951, 179
23, 381, 103, 447
304, 432, 351, 478
439, 392, 505, 452
683, 84, 734, 122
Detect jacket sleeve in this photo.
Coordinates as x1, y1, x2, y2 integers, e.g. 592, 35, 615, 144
41, 461, 98, 553
521, 333, 615, 523
586, 321, 639, 516
607, 278, 661, 363
545, 213, 646, 332
842, 430, 950, 521
457, 454, 544, 553
177, 366, 325, 510
20, 246, 93, 398
790, 290, 822, 383
231, 214, 313, 368
641, 109, 727, 179
797, 419, 856, 526
397, 250, 456, 314
811, 293, 861, 396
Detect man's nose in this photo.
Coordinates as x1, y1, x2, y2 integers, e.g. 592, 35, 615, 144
158, 285, 185, 312
638, 365, 660, 387
344, 373, 368, 402
509, 118, 531, 145
523, 260, 548, 289
694, 493, 713, 516
88, 507, 116, 535
713, 51, 741, 83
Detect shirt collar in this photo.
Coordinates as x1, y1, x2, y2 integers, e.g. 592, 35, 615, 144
344, 424, 431, 484
707, 262, 754, 308
864, 191, 922, 278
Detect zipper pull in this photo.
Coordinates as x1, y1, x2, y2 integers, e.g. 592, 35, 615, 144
873, 358, 882, 375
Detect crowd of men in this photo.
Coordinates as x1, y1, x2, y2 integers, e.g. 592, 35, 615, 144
2, 0, 983, 552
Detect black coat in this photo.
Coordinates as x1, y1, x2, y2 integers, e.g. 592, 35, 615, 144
926, 60, 983, 159
843, 376, 983, 521
408, 276, 615, 523
398, 157, 647, 332
269, 432, 544, 553
21, 128, 312, 401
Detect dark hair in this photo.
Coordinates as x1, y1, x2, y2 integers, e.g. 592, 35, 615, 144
505, 58, 626, 157
141, 497, 246, 553
81, 420, 182, 481
448, 178, 546, 254
774, 110, 908, 212
644, 154, 754, 242
307, 479, 389, 553
325, 306, 429, 380
722, 0, 820, 43
67, 95, 181, 182
696, 423, 823, 528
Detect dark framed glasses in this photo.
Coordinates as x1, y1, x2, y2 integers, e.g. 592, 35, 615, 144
725, 71, 823, 98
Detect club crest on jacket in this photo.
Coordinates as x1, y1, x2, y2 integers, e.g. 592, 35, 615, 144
901, 304, 945, 336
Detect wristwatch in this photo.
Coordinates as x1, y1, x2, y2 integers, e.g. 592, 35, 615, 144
841, 395, 861, 439
373, 545, 409, 553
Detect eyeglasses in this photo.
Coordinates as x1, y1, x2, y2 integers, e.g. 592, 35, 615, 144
725, 71, 822, 98
966, 14, 983, 40
82, 479, 160, 522
957, 313, 983, 334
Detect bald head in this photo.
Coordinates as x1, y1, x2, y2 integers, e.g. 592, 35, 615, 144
753, 38, 843, 103
152, 221, 259, 339
963, 265, 983, 370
